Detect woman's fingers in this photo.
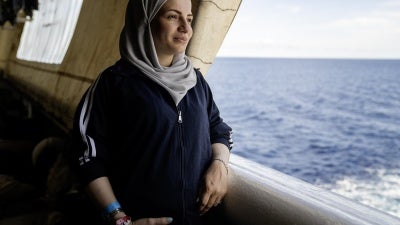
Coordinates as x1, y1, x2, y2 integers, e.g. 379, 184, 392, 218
199, 159, 228, 214
132, 217, 173, 225
213, 197, 221, 207
199, 191, 211, 213
200, 193, 223, 214
156, 217, 173, 224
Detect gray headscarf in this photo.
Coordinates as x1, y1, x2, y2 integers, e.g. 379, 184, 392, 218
119, 0, 197, 106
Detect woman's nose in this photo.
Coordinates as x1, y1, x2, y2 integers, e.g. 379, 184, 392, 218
178, 20, 190, 33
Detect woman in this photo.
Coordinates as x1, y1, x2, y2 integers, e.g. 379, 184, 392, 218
71, 0, 233, 224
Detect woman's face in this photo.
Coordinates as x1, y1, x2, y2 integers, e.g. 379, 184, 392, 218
152, 0, 193, 63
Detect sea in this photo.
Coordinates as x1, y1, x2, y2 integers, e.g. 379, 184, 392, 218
206, 57, 400, 218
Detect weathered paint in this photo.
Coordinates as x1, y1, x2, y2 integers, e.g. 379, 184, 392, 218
187, 0, 242, 75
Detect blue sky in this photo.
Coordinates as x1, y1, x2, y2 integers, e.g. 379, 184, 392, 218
217, 0, 400, 59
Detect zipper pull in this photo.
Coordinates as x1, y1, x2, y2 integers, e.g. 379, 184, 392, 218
178, 110, 183, 123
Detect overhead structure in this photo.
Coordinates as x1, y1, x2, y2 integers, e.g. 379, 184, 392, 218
1, 0, 242, 131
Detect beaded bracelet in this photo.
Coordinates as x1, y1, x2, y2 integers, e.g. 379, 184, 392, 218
115, 215, 131, 225
214, 158, 228, 174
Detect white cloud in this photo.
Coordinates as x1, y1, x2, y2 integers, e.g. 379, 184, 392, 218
276, 4, 302, 14
333, 17, 390, 27
218, 0, 400, 59
373, 11, 400, 20
382, 0, 400, 7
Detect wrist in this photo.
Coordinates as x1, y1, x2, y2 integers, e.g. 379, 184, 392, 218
104, 201, 129, 222
213, 158, 229, 174
104, 201, 121, 216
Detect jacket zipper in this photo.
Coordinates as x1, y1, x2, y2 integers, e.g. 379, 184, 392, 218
177, 106, 185, 223
178, 110, 183, 123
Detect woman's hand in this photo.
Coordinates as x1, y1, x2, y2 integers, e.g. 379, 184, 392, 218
130, 217, 173, 225
198, 158, 229, 214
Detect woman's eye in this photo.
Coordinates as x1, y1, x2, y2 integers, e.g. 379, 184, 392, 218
167, 15, 178, 20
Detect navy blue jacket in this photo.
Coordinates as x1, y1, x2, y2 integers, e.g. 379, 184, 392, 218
72, 59, 233, 225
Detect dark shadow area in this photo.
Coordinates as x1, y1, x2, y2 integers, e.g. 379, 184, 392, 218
0, 75, 234, 225
0, 76, 97, 225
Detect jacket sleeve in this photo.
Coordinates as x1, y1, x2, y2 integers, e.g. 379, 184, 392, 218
71, 71, 113, 185
197, 70, 233, 151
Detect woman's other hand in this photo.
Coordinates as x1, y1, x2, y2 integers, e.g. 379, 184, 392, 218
130, 217, 173, 225
198, 150, 229, 214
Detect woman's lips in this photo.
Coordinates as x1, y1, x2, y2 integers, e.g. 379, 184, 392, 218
174, 36, 188, 42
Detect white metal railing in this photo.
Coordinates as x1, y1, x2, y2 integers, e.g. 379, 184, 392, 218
223, 154, 400, 225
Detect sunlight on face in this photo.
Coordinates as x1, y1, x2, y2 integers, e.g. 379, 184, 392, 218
151, 0, 193, 66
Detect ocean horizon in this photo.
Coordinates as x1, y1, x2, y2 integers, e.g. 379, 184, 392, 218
206, 57, 400, 218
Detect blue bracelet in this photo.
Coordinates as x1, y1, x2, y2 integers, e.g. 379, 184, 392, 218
104, 201, 121, 215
